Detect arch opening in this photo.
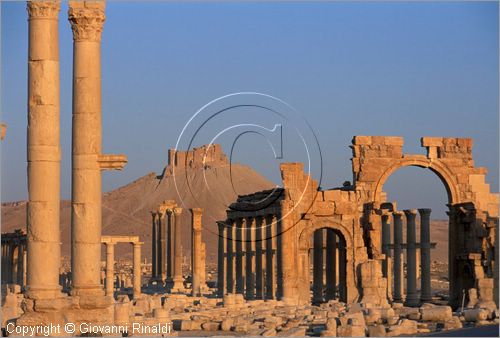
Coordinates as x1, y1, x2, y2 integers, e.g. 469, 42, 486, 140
308, 227, 348, 304
381, 165, 451, 304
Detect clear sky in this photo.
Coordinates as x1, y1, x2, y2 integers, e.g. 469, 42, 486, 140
2, 1, 498, 219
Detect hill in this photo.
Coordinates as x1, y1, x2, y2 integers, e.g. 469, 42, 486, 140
1, 145, 276, 263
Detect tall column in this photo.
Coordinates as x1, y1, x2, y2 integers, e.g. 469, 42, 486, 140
313, 229, 323, 303
151, 212, 157, 279
246, 217, 256, 300
338, 237, 347, 301
161, 211, 167, 282
393, 211, 404, 302
255, 217, 264, 299
419, 208, 432, 302
381, 212, 391, 277
172, 207, 184, 291
68, 0, 127, 297
265, 215, 275, 299
226, 220, 235, 294
26, 0, 62, 300
326, 229, 337, 300
235, 218, 244, 294
217, 222, 227, 297
405, 209, 419, 306
133, 242, 142, 299
17, 244, 25, 287
191, 208, 203, 296
105, 242, 115, 296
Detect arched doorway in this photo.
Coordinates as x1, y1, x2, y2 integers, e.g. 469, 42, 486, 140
297, 219, 357, 305
310, 227, 347, 304
373, 159, 464, 307
383, 166, 449, 303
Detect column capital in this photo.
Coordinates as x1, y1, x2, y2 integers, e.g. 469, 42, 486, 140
68, 1, 105, 42
404, 209, 418, 220
27, 1, 60, 20
393, 211, 404, 218
173, 207, 182, 215
418, 208, 432, 216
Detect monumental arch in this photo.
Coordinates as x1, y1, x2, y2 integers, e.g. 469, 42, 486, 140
218, 136, 498, 308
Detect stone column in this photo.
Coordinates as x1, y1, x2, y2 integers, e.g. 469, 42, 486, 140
191, 208, 203, 296
235, 218, 244, 294
161, 211, 167, 282
151, 212, 158, 279
313, 229, 323, 303
133, 242, 142, 299
246, 217, 256, 300
105, 242, 115, 296
338, 237, 347, 301
419, 208, 432, 302
381, 212, 391, 277
217, 222, 227, 297
265, 215, 275, 299
68, 0, 127, 297
326, 229, 337, 301
26, 0, 62, 300
23, 248, 28, 288
226, 220, 235, 294
393, 211, 404, 302
255, 217, 264, 299
172, 207, 184, 291
404, 209, 419, 306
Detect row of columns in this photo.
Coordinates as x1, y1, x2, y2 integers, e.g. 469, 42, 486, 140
103, 241, 143, 299
1, 239, 27, 287
381, 208, 433, 306
26, 0, 126, 300
312, 228, 347, 303
217, 215, 283, 300
150, 206, 184, 290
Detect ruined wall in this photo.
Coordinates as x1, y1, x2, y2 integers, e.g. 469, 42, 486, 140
168, 144, 228, 170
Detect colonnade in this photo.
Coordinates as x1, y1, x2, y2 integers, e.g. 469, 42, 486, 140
381, 208, 434, 305
1, 230, 28, 287
217, 214, 283, 300
150, 201, 184, 291
102, 236, 143, 299
25, 0, 126, 302
311, 228, 347, 303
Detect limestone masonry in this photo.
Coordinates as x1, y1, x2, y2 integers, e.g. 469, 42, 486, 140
1, 1, 498, 337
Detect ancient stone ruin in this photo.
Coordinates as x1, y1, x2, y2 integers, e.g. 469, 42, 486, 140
1, 1, 498, 337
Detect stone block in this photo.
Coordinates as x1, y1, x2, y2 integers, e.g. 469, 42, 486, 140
421, 137, 443, 147
221, 318, 234, 331
463, 308, 489, 322
202, 322, 220, 331
367, 325, 386, 337
353, 136, 372, 145
420, 306, 452, 322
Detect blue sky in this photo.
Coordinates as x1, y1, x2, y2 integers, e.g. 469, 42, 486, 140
2, 1, 498, 219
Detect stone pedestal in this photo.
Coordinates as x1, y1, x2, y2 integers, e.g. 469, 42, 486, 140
25, 0, 63, 301
418, 208, 432, 302
404, 209, 419, 307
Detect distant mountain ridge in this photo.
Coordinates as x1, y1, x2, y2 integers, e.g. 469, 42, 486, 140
1, 145, 276, 263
